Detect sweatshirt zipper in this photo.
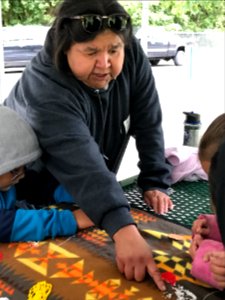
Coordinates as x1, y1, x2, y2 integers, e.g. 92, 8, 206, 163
94, 89, 109, 161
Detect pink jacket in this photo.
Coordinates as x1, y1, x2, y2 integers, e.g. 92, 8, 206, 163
191, 214, 224, 290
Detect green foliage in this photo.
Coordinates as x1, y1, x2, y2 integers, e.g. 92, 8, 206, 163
183, 0, 225, 31
119, 0, 225, 32
1, 0, 60, 26
119, 1, 142, 28
1, 0, 225, 31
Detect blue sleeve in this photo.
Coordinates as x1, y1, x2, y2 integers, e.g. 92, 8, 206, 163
53, 184, 75, 204
0, 187, 17, 209
10, 208, 77, 242
0, 188, 17, 242
0, 209, 16, 242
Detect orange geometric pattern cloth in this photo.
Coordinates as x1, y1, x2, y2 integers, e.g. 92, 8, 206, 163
0, 209, 224, 300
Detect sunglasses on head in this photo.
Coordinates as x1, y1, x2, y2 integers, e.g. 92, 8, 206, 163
69, 14, 130, 33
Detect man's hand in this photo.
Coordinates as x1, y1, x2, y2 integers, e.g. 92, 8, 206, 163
113, 224, 166, 291
144, 190, 173, 215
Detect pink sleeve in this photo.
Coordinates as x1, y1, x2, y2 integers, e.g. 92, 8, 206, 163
191, 239, 224, 290
198, 214, 222, 242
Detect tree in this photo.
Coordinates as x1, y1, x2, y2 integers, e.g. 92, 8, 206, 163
2, 0, 225, 31
149, 0, 225, 31
119, 0, 225, 32
1, 0, 59, 26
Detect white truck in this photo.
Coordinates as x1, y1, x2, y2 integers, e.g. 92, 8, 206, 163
136, 27, 186, 66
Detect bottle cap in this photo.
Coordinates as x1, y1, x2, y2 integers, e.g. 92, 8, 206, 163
183, 111, 201, 124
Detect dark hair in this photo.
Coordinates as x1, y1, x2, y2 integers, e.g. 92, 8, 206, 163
208, 141, 225, 246
208, 151, 217, 209
198, 113, 225, 163
198, 114, 225, 212
50, 0, 133, 72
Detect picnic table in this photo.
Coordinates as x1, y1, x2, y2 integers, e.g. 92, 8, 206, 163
0, 179, 224, 300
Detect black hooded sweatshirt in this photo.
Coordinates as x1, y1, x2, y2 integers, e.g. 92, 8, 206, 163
4, 30, 171, 237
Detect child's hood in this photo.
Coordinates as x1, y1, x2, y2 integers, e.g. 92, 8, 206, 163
0, 106, 42, 175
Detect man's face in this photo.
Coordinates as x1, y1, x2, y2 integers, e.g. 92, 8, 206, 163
0, 166, 24, 191
66, 30, 125, 89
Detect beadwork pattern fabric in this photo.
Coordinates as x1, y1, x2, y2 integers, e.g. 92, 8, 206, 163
0, 208, 224, 300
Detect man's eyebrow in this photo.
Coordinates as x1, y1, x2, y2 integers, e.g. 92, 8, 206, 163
83, 42, 123, 52
110, 42, 123, 49
84, 46, 98, 52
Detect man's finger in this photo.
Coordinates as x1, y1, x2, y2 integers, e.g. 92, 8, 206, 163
147, 263, 166, 291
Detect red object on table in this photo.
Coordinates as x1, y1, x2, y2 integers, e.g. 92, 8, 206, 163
161, 271, 177, 286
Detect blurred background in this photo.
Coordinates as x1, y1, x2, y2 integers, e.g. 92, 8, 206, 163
0, 0, 224, 180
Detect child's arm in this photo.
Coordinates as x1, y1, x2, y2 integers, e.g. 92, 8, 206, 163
53, 185, 94, 229
0, 209, 17, 242
73, 209, 94, 229
191, 239, 224, 290
0, 208, 77, 242
0, 207, 94, 242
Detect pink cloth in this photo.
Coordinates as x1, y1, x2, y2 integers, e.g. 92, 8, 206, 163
165, 146, 208, 184
191, 239, 224, 290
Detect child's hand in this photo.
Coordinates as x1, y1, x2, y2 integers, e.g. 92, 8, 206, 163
192, 218, 209, 237
189, 233, 203, 259
73, 209, 94, 230
204, 251, 225, 290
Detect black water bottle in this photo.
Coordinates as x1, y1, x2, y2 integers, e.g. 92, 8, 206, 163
183, 112, 201, 147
